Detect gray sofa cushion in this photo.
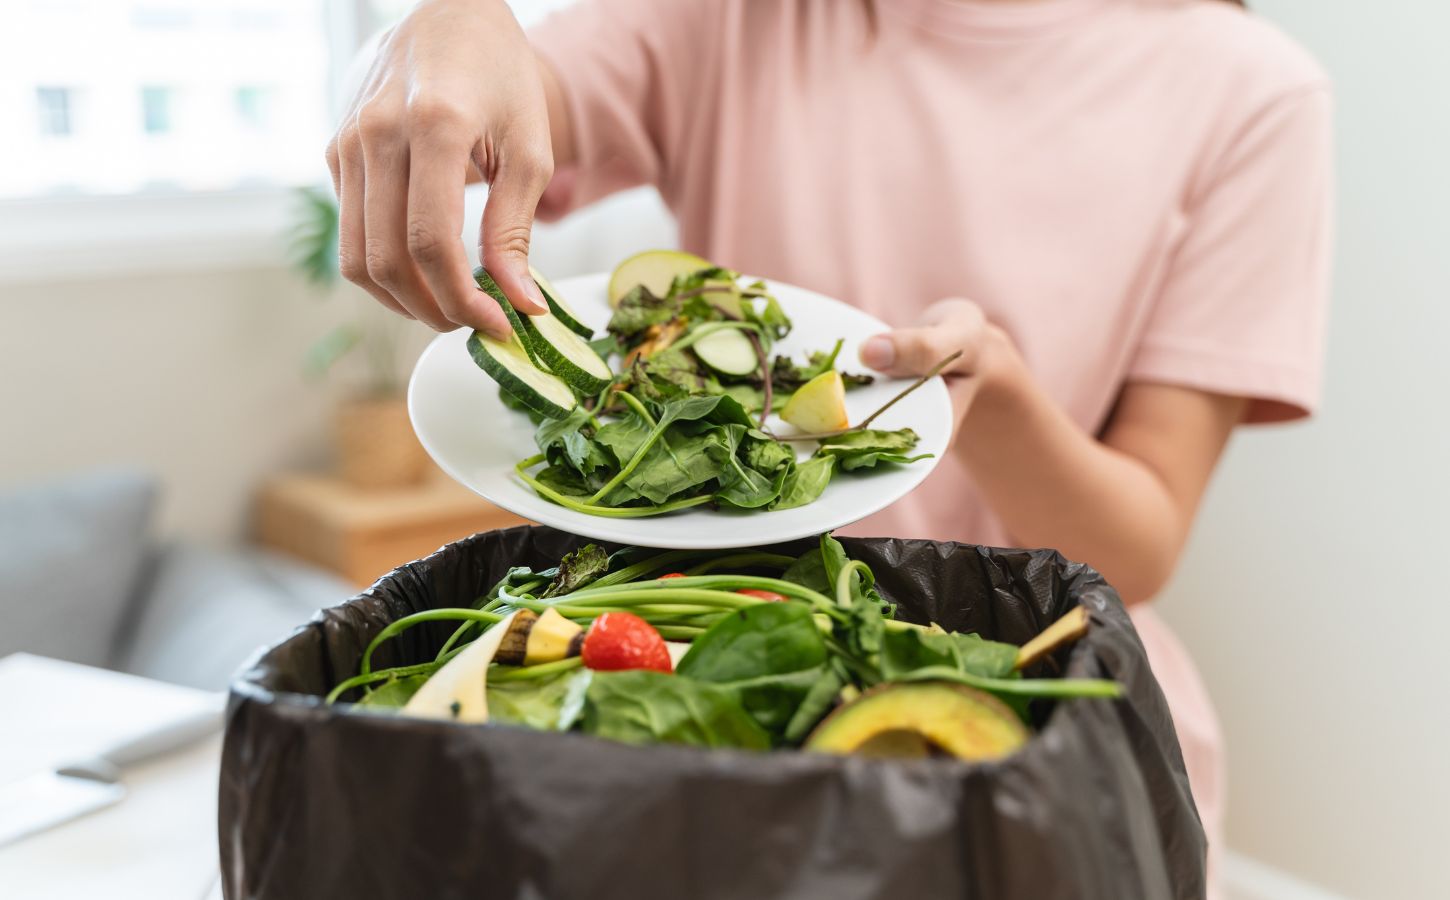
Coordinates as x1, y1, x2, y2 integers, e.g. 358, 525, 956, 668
0, 469, 157, 667
118, 542, 352, 691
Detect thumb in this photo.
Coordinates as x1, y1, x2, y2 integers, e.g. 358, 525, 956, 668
860, 327, 966, 379
479, 153, 552, 317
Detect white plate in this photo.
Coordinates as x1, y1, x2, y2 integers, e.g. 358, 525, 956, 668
408, 272, 951, 549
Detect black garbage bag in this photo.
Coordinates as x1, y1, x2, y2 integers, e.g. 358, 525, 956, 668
220, 526, 1205, 900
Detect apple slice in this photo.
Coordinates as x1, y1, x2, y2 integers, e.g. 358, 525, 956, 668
402, 610, 521, 723
608, 249, 713, 308
781, 370, 849, 433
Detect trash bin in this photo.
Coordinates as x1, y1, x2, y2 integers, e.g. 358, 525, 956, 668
220, 525, 1205, 900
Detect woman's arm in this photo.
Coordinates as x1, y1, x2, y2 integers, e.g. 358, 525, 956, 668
863, 300, 1246, 605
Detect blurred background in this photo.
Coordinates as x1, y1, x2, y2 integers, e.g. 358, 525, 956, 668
0, 2, 1445, 898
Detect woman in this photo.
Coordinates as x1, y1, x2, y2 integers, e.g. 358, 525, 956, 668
327, 0, 1331, 891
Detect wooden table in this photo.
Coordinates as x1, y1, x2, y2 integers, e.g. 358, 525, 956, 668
255, 473, 529, 587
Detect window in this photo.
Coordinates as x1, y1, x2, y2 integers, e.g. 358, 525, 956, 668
0, 1, 582, 280
2, 1, 332, 199
235, 86, 274, 130
141, 87, 174, 135
36, 87, 73, 137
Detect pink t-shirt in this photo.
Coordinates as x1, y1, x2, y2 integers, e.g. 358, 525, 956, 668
533, 0, 1331, 881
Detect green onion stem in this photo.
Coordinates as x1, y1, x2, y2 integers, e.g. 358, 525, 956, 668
325, 646, 465, 704
360, 608, 503, 677
614, 390, 656, 427
682, 552, 796, 575
488, 656, 584, 683
834, 561, 875, 608
515, 458, 712, 518
592, 549, 705, 587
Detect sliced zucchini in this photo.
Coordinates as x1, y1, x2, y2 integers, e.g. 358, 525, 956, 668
468, 331, 578, 420
475, 266, 614, 394
530, 266, 593, 338
692, 327, 758, 376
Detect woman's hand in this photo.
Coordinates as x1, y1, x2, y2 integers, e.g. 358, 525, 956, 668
858, 299, 1018, 419
325, 0, 553, 338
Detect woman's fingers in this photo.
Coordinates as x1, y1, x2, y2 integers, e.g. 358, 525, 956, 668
360, 111, 455, 331
478, 140, 553, 318
407, 122, 512, 339
859, 299, 987, 378
332, 127, 412, 319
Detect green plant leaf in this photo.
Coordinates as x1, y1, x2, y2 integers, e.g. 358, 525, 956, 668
541, 544, 610, 598
677, 602, 829, 738
356, 674, 427, 709
772, 456, 835, 511
302, 323, 362, 380
287, 187, 340, 287
581, 670, 770, 750
487, 668, 592, 731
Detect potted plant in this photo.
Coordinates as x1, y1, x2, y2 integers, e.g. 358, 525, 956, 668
289, 187, 429, 489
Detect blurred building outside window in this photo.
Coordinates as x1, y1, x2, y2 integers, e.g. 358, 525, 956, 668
0, 0, 575, 281
35, 87, 75, 137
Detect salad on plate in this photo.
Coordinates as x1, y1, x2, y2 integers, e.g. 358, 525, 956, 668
466, 251, 948, 520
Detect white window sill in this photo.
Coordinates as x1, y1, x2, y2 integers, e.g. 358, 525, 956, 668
0, 189, 301, 284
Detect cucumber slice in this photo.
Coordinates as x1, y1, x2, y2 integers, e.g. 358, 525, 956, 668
692, 327, 759, 376
530, 266, 593, 338
475, 267, 613, 394
467, 331, 577, 420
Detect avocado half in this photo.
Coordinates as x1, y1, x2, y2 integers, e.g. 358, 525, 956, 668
804, 682, 1028, 761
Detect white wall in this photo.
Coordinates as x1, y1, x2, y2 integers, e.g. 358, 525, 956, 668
0, 186, 674, 543
1157, 2, 1450, 898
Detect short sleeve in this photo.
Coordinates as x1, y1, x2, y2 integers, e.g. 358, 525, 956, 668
1128, 86, 1333, 423
529, 0, 719, 220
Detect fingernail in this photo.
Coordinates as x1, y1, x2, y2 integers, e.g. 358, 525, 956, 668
520, 278, 548, 315
861, 335, 895, 370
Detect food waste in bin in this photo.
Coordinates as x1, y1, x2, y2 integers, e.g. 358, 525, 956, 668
326, 533, 1119, 758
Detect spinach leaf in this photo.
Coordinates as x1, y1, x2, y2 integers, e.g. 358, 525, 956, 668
614, 426, 728, 505
594, 414, 653, 466
535, 407, 613, 476
588, 333, 622, 360
487, 668, 592, 731
541, 544, 610, 598
582, 670, 770, 750
607, 284, 678, 336
713, 425, 782, 509
878, 627, 1019, 682
743, 432, 794, 475
644, 348, 716, 397
781, 548, 831, 595
677, 602, 829, 737
534, 464, 593, 497
772, 456, 835, 511
782, 658, 849, 744
815, 428, 930, 472
356, 674, 428, 709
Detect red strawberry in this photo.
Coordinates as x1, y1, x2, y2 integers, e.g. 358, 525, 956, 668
581, 612, 673, 673
658, 572, 687, 579
736, 589, 788, 603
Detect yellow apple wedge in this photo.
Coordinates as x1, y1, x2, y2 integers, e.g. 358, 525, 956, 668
781, 371, 849, 433
607, 249, 713, 308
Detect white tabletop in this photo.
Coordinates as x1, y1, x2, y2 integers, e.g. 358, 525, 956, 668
0, 655, 224, 900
